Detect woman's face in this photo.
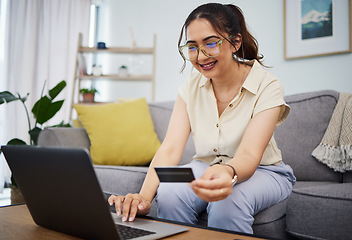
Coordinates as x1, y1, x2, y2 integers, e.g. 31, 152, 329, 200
185, 18, 237, 80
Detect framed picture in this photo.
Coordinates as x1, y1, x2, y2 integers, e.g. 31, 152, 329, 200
284, 0, 352, 59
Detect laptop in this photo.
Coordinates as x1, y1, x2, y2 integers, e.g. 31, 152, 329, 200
2, 145, 188, 240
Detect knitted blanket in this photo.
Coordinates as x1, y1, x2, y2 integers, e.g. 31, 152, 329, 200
312, 92, 352, 172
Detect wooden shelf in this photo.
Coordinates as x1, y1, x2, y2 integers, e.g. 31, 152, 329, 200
69, 33, 156, 120
78, 74, 153, 81
79, 47, 153, 54
76, 101, 113, 105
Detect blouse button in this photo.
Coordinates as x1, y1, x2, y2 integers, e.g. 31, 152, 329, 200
229, 104, 233, 107
216, 123, 219, 127
213, 148, 218, 152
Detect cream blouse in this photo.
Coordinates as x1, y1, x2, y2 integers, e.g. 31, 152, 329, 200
179, 60, 290, 166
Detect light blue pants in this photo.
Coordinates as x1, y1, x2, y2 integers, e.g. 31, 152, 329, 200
155, 160, 296, 234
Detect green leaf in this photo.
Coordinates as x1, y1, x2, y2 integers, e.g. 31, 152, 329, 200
0, 138, 28, 155
29, 127, 42, 145
7, 138, 27, 145
49, 80, 66, 100
33, 98, 64, 125
0, 91, 17, 104
11, 175, 17, 187
0, 91, 28, 104
6, 137, 27, 188
46, 100, 65, 121
32, 96, 51, 122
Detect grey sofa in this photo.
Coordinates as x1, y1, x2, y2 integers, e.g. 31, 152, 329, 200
38, 90, 352, 240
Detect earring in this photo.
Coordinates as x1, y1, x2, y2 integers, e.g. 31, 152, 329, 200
233, 52, 239, 61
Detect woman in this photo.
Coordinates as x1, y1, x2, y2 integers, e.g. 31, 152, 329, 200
109, 3, 295, 234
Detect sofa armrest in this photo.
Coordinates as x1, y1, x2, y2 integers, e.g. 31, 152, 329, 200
38, 128, 90, 150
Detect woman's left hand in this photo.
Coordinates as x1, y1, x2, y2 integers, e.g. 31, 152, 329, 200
189, 164, 234, 202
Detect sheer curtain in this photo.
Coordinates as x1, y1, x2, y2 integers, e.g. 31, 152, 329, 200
1, 0, 91, 191
0, 0, 9, 193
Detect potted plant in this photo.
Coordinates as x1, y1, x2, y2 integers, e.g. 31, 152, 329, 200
118, 65, 128, 77
0, 80, 70, 203
79, 88, 99, 103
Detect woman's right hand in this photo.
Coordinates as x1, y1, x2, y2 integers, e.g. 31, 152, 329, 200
108, 193, 151, 222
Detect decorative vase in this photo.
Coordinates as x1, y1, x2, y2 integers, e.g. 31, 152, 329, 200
118, 66, 128, 77
92, 65, 102, 76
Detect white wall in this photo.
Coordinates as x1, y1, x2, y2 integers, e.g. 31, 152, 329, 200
96, 0, 352, 102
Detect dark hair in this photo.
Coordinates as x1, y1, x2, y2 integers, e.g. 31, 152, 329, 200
178, 3, 265, 70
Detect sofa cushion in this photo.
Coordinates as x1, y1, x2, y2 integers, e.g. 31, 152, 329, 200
74, 98, 161, 166
254, 199, 288, 225
251, 182, 339, 225
253, 216, 289, 240
293, 181, 341, 189
286, 183, 352, 240
38, 127, 90, 149
343, 171, 352, 183
148, 101, 195, 166
148, 101, 174, 143
252, 182, 342, 240
275, 90, 342, 182
94, 165, 148, 195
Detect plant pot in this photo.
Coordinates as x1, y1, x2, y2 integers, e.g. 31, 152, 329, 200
82, 93, 95, 103
9, 186, 25, 205
118, 67, 128, 77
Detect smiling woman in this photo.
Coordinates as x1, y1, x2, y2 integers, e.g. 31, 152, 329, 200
108, 2, 295, 236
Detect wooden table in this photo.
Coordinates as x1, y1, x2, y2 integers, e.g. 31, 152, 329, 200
0, 204, 269, 240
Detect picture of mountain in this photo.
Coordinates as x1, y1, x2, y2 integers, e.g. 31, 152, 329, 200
301, 0, 333, 40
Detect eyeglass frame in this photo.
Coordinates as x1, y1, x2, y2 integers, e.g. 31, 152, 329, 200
178, 35, 233, 61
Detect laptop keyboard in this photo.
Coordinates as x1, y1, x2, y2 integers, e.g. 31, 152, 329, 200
116, 223, 156, 239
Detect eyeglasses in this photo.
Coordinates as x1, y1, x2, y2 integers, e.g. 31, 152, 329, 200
179, 35, 232, 61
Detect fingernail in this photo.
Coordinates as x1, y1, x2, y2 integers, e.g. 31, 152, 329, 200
116, 211, 121, 216
122, 216, 127, 222
138, 204, 143, 210
129, 217, 133, 221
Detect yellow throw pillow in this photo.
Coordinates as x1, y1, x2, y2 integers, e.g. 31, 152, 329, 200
74, 98, 161, 165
